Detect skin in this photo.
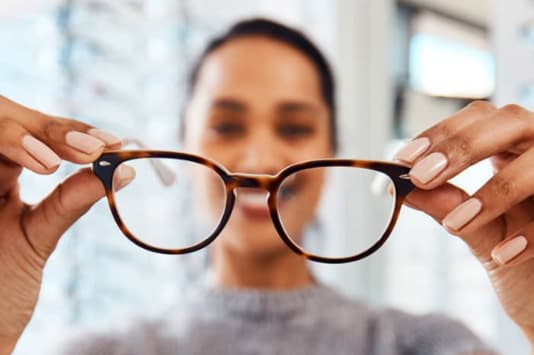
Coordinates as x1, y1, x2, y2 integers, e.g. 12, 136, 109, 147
398, 101, 534, 349
0, 35, 532, 354
183, 37, 332, 289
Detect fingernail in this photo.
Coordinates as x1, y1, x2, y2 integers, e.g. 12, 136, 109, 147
394, 137, 431, 163
66, 131, 105, 154
410, 152, 448, 184
115, 165, 135, 189
491, 235, 528, 265
22, 135, 61, 169
442, 198, 482, 231
87, 128, 122, 147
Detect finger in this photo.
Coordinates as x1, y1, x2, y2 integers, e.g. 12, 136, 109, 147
28, 117, 107, 164
404, 182, 469, 222
500, 198, 534, 237
394, 100, 496, 164
490, 152, 517, 172
22, 166, 134, 261
491, 234, 532, 267
0, 157, 23, 198
489, 141, 534, 172
441, 147, 534, 237
404, 182, 507, 262
31, 117, 125, 163
407, 104, 533, 190
406, 182, 534, 236
0, 119, 61, 175
0, 95, 121, 164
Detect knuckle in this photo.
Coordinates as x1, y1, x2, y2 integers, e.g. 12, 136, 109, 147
442, 134, 474, 165
466, 100, 496, 114
55, 178, 91, 216
53, 181, 68, 214
40, 119, 64, 141
499, 104, 534, 135
62, 117, 91, 131
488, 175, 516, 202
0, 119, 22, 142
53, 118, 93, 142
500, 104, 527, 118
26, 107, 50, 125
0, 117, 10, 131
423, 124, 454, 143
48, 181, 75, 222
39, 116, 89, 141
63, 117, 81, 125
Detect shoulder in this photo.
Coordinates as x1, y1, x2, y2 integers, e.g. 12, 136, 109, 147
371, 307, 497, 354
307, 286, 496, 354
54, 317, 171, 355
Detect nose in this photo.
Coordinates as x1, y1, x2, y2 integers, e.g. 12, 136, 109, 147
234, 129, 289, 175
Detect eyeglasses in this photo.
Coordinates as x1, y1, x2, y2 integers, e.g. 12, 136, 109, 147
92, 150, 415, 264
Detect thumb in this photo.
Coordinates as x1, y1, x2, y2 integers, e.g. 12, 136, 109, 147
404, 183, 505, 262
22, 166, 133, 261
404, 182, 468, 222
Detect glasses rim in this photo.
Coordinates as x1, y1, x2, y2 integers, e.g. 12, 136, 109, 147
92, 149, 415, 264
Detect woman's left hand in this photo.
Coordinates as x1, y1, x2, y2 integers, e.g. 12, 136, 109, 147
394, 101, 534, 344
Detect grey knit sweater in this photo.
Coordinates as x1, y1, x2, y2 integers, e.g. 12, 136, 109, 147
57, 283, 496, 355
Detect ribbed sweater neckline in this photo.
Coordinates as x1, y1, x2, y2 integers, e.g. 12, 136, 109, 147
189, 282, 336, 320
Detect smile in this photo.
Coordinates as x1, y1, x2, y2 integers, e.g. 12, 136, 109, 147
234, 183, 299, 220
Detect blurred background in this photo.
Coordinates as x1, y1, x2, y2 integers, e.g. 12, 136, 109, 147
0, 0, 533, 354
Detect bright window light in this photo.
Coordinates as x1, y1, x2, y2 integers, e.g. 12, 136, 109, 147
409, 12, 495, 98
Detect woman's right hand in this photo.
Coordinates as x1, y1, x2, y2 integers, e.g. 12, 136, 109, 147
0, 96, 126, 354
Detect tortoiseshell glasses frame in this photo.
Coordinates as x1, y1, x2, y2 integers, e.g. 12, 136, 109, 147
92, 150, 415, 264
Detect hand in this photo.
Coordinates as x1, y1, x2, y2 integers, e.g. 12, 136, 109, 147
394, 101, 534, 344
0, 96, 129, 353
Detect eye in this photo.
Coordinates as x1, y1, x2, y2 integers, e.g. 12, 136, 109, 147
211, 120, 245, 137
277, 124, 314, 139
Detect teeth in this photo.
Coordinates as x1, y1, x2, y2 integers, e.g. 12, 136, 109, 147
237, 191, 268, 207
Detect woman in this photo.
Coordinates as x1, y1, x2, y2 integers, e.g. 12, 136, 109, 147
0, 18, 533, 355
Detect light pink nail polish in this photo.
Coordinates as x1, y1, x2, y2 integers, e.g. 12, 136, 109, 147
409, 152, 448, 184
394, 138, 431, 163
442, 198, 482, 231
21, 135, 61, 169
88, 128, 122, 146
115, 165, 136, 189
66, 131, 105, 154
491, 235, 528, 265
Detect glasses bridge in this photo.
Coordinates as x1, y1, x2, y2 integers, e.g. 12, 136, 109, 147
228, 173, 277, 189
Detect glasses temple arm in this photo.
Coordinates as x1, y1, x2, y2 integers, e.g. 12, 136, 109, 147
121, 138, 176, 186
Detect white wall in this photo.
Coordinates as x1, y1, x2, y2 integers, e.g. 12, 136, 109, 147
400, 0, 490, 27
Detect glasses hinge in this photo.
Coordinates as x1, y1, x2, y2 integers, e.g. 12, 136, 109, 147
98, 161, 112, 167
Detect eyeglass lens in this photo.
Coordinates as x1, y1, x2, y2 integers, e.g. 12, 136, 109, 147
111, 158, 397, 259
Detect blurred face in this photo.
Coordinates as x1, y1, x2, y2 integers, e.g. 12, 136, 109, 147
184, 36, 333, 258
